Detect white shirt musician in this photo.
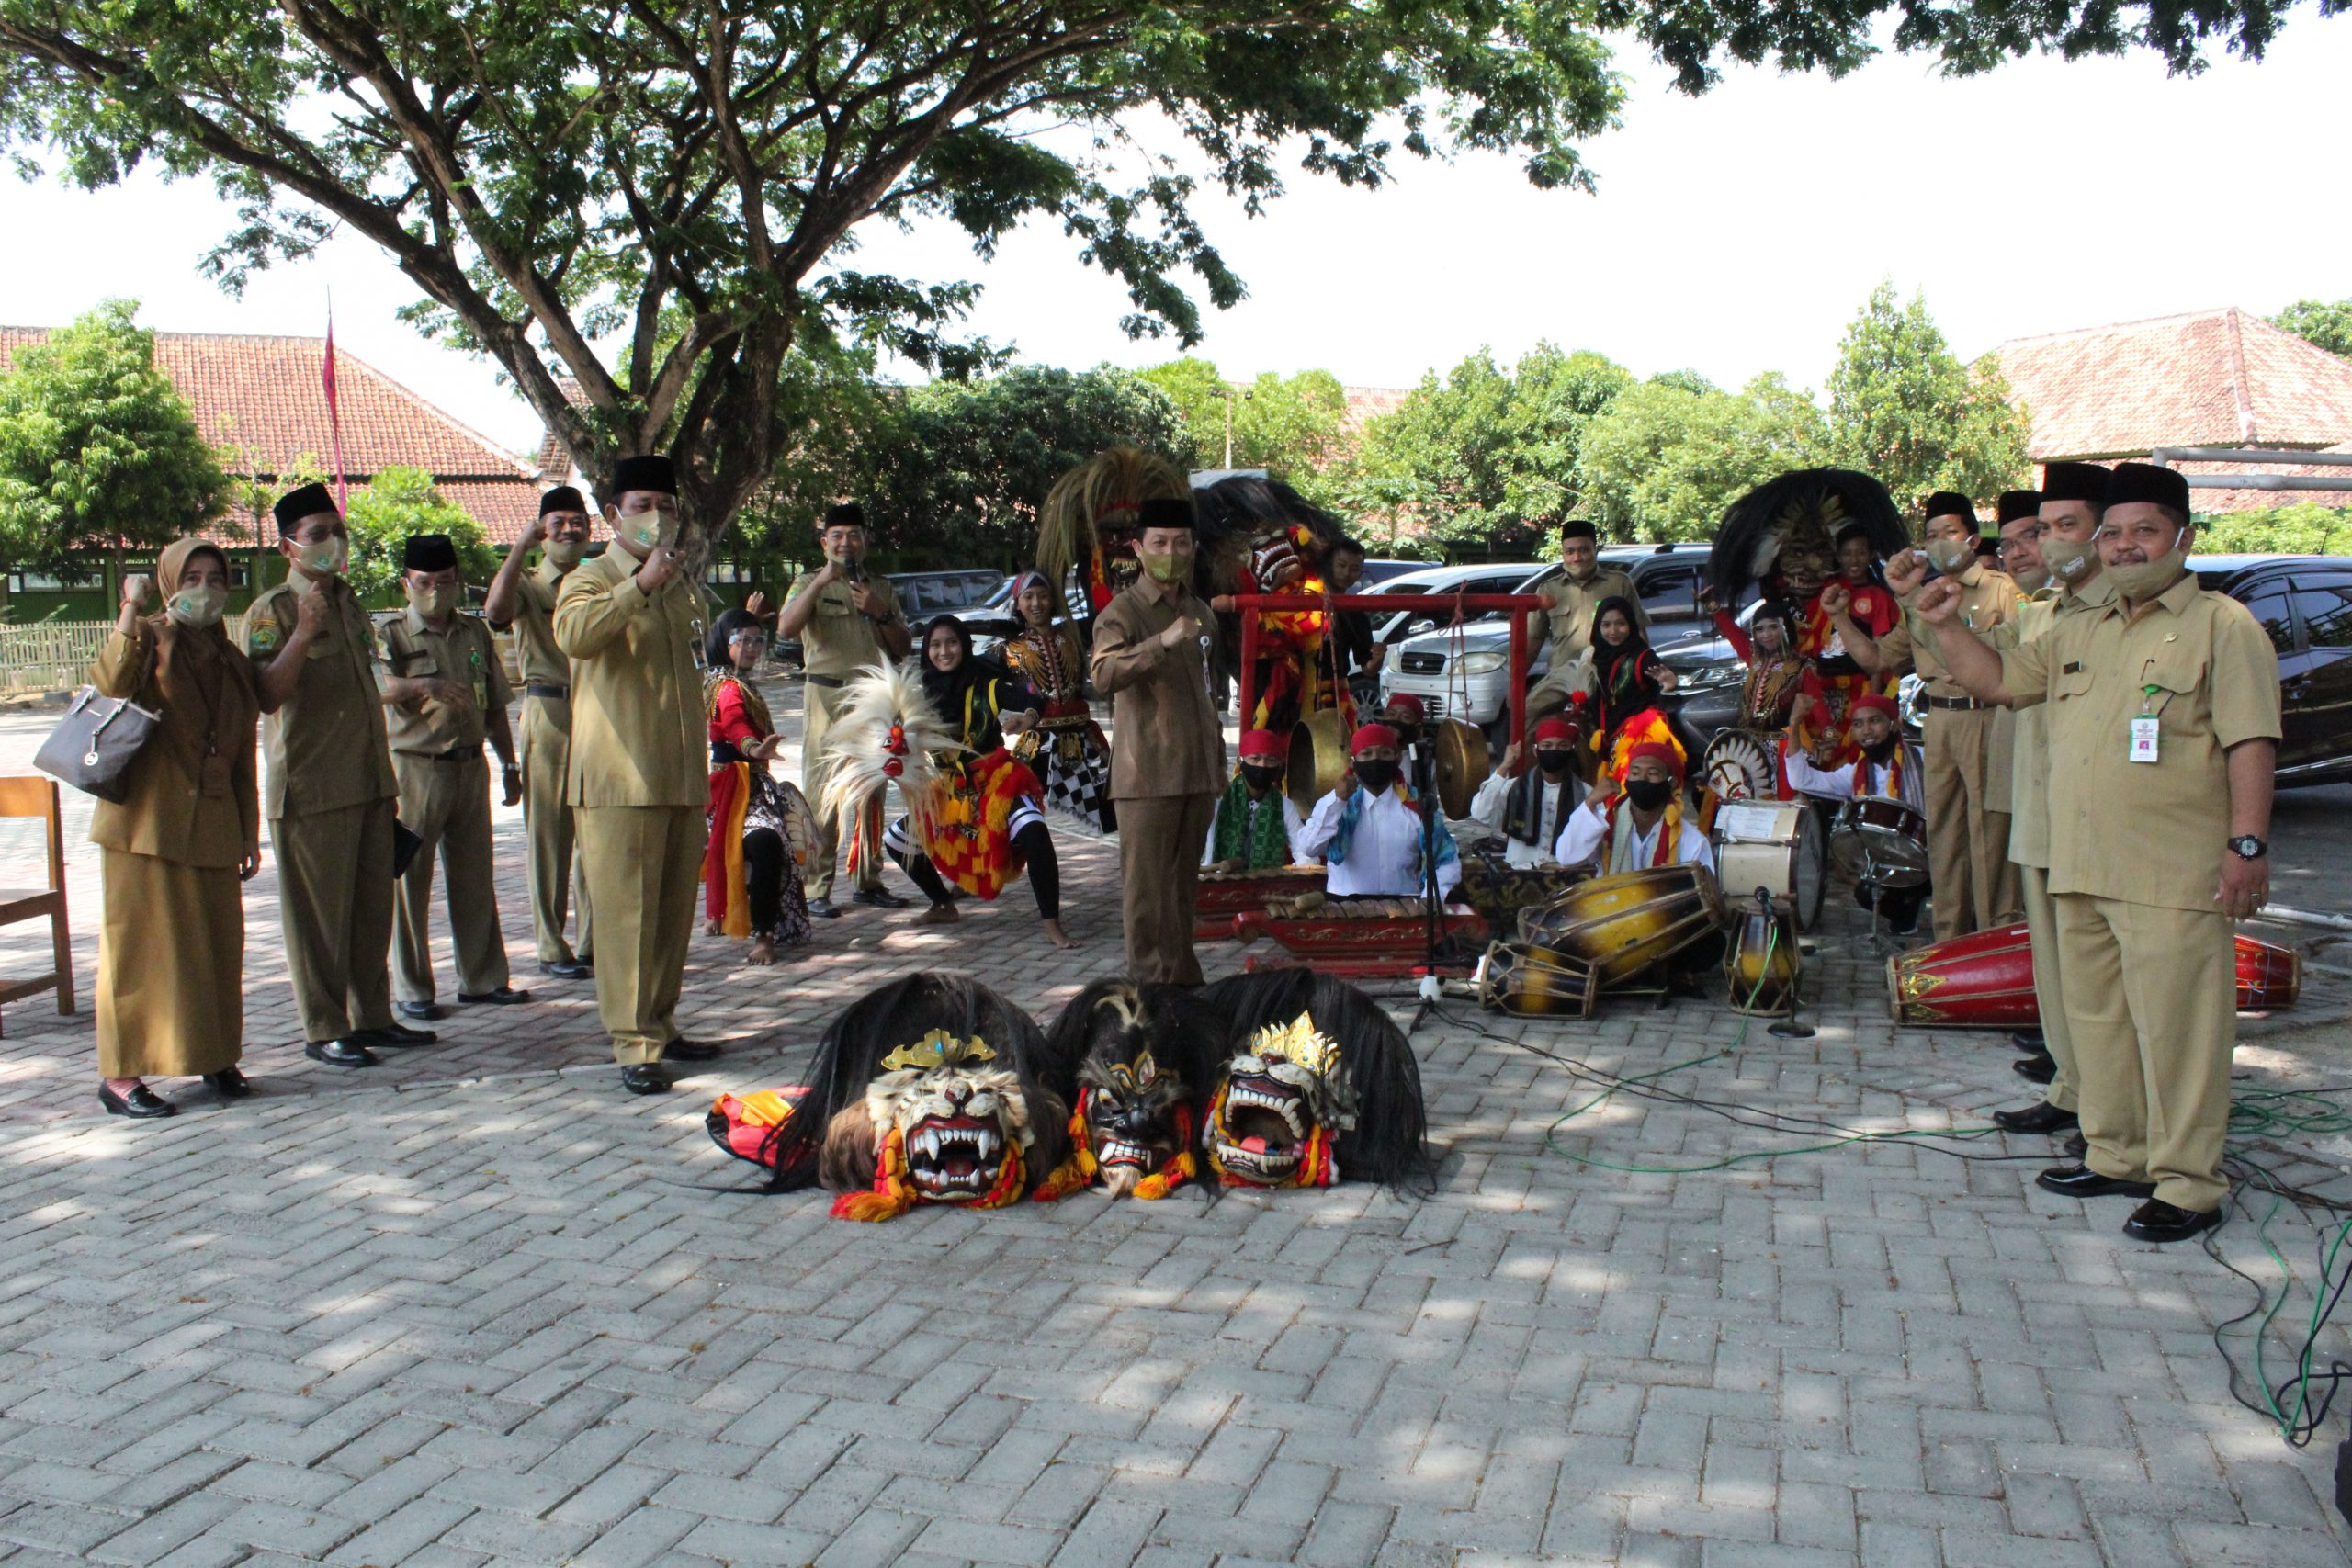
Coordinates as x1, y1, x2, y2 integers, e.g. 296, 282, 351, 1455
1555, 742, 1714, 874
1781, 694, 1926, 811
1466, 718, 1586, 870
1297, 722, 1464, 900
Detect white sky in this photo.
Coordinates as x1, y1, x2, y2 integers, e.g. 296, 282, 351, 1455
4, 20, 2346, 459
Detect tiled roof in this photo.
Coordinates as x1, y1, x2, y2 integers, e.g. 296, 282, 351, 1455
0, 326, 548, 545
1341, 385, 1411, 434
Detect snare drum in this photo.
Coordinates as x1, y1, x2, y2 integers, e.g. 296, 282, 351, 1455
1517, 863, 1728, 989
1478, 941, 1599, 1019
1830, 796, 1930, 889
1711, 798, 1826, 930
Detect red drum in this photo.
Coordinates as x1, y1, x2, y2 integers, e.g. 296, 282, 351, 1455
1887, 922, 2302, 1025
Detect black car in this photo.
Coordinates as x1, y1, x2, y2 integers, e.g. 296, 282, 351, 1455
2195, 555, 2352, 788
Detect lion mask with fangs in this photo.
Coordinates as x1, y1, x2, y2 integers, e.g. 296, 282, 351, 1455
758, 972, 1080, 1220
1045, 978, 1233, 1200
1195, 970, 1436, 1194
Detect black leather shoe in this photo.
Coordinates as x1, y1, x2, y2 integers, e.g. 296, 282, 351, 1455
852, 886, 910, 908
2124, 1199, 2224, 1244
620, 1063, 672, 1095
305, 1038, 379, 1069
2036, 1164, 2156, 1200
459, 987, 531, 1005
99, 1083, 176, 1118
539, 959, 594, 979
665, 1038, 722, 1063
396, 1000, 443, 1021
2009, 1031, 2045, 1053
2064, 1132, 2087, 1159
202, 1067, 253, 1099
368, 1022, 437, 1047
806, 897, 842, 919
2013, 1051, 2055, 1085
1993, 1101, 2078, 1134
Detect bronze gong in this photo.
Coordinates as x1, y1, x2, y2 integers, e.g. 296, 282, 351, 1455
1286, 708, 1347, 809
1430, 716, 1491, 820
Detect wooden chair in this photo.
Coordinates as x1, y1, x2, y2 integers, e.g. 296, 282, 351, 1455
0, 776, 73, 1034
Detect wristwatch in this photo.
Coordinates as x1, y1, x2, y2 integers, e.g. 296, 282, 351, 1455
2228, 834, 2267, 860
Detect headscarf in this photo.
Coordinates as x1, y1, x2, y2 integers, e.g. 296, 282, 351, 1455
1588, 594, 1656, 728
1007, 570, 1065, 630
918, 614, 1005, 753
152, 537, 244, 699
705, 606, 763, 671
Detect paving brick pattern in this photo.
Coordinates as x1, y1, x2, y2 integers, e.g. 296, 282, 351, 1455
0, 684, 2347, 1566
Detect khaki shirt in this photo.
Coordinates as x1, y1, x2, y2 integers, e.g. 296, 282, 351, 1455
381, 608, 512, 757
1880, 562, 2019, 695
1089, 573, 1226, 799
1999, 571, 2279, 913
500, 562, 574, 690
1524, 566, 1644, 658
90, 623, 260, 868
244, 577, 397, 820
787, 570, 903, 678
553, 548, 707, 807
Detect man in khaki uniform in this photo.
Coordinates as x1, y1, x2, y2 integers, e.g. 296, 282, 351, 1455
1923, 462, 2278, 1245
1976, 491, 2043, 928
554, 454, 719, 1095
382, 533, 527, 1019
1860, 493, 2018, 942
1091, 495, 1227, 984
776, 502, 911, 916
485, 486, 594, 978
246, 483, 428, 1067
1526, 519, 1644, 719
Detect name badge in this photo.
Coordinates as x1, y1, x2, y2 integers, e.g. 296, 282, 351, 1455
2129, 716, 2159, 763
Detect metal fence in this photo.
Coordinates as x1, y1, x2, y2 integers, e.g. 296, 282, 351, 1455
0, 616, 253, 695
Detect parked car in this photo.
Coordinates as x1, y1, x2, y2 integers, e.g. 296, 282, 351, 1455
775, 565, 1008, 668
2193, 554, 2352, 787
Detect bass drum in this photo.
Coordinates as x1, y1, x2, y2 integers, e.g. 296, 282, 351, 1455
1430, 716, 1492, 820
1701, 729, 1777, 803
1711, 798, 1826, 931
1286, 707, 1346, 811
1517, 863, 1728, 989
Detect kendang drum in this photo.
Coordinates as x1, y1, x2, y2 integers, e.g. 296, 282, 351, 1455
1830, 797, 1929, 888
1711, 798, 1826, 931
1430, 716, 1492, 820
1286, 708, 1346, 810
1457, 852, 1587, 935
1477, 941, 1598, 1020
1517, 863, 1728, 989
1888, 922, 2303, 1025
1724, 892, 1801, 1017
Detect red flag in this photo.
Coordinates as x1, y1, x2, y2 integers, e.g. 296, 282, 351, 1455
322, 310, 348, 514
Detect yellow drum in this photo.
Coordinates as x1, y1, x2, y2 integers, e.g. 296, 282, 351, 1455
1516, 863, 1728, 989
1723, 893, 1802, 1017
1478, 941, 1598, 1019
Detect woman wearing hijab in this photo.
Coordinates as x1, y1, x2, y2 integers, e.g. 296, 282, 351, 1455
997, 570, 1115, 833
881, 615, 1076, 948
1567, 594, 1680, 780
88, 538, 262, 1117
702, 608, 819, 966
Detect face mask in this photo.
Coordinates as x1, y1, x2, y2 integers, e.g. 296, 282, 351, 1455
2103, 533, 2188, 601
1142, 549, 1193, 584
542, 537, 586, 569
1564, 558, 1597, 583
619, 510, 677, 555
1351, 759, 1400, 794
824, 546, 862, 570
1861, 736, 1900, 764
298, 537, 346, 578
1623, 777, 1674, 812
2041, 535, 2098, 585
2008, 561, 2051, 594
1925, 537, 1975, 575
409, 584, 456, 619
1535, 750, 1574, 776
1240, 765, 1284, 794
166, 584, 227, 630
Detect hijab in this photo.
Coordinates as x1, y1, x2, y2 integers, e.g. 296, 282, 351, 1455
153, 538, 246, 699
919, 614, 1006, 754
1007, 570, 1065, 630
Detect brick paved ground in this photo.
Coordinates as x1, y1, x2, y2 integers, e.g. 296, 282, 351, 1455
0, 682, 2348, 1567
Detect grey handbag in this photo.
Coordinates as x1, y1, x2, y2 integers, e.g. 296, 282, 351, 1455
33, 685, 160, 805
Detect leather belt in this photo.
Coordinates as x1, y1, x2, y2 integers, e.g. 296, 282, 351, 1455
432, 743, 483, 762
805, 672, 845, 689
1926, 694, 1986, 712
526, 682, 569, 699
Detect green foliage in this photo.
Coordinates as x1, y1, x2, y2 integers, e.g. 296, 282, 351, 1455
0, 299, 228, 576
2193, 503, 2352, 557
1826, 282, 2030, 522
2271, 300, 2352, 360
342, 467, 499, 602
1134, 359, 1350, 492
1351, 344, 1634, 551
1576, 372, 1830, 541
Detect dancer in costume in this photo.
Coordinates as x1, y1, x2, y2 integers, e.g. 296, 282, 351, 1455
701, 609, 818, 967
1555, 742, 1713, 874
860, 616, 1074, 949
1204, 728, 1306, 872
1567, 597, 1682, 781
998, 570, 1115, 833
1693, 596, 1808, 800
1036, 446, 1190, 618
1296, 723, 1462, 902
1193, 474, 1352, 736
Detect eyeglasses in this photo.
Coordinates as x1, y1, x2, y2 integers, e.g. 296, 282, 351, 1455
1998, 525, 2045, 548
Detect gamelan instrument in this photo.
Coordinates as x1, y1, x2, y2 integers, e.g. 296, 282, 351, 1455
1710, 798, 1826, 931
1887, 922, 2302, 1026
1477, 941, 1599, 1019
1231, 904, 1488, 971
1829, 796, 1929, 889
1723, 890, 1801, 1017
1516, 863, 1729, 989
1457, 852, 1588, 935
1193, 864, 1326, 941
1430, 716, 1492, 820
1286, 708, 1346, 810
1700, 728, 1779, 804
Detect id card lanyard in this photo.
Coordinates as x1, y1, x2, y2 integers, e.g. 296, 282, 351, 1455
2131, 682, 2164, 763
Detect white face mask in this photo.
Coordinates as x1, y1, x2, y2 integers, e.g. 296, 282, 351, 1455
166, 583, 228, 630
542, 536, 587, 569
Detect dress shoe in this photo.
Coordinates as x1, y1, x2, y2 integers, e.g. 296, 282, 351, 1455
2064, 1132, 2087, 1159
368, 1022, 437, 1047
396, 1000, 444, 1021
806, 897, 842, 919
620, 1063, 672, 1095
2035, 1164, 2156, 1200
2013, 1051, 2055, 1085
99, 1082, 176, 1118
1993, 1100, 2078, 1134
852, 886, 910, 909
665, 1038, 722, 1063
202, 1067, 254, 1099
539, 958, 594, 979
305, 1038, 379, 1069
2124, 1199, 2224, 1245
2009, 1031, 2045, 1053
459, 986, 531, 1005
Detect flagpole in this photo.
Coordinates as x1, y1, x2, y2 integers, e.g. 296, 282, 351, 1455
323, 292, 348, 514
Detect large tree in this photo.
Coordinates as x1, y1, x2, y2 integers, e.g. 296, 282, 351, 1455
0, 299, 228, 577
1, 2, 2278, 550
1576, 371, 1829, 541
1826, 282, 2030, 517
1136, 357, 1350, 488
2272, 299, 2352, 360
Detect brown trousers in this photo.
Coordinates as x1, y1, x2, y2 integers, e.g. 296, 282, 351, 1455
2019, 864, 2076, 1114
520, 694, 592, 964
97, 849, 243, 1078
801, 680, 884, 900
272, 798, 396, 1043
1923, 707, 2016, 942
391, 751, 509, 1003
577, 804, 703, 1063
1117, 792, 1217, 985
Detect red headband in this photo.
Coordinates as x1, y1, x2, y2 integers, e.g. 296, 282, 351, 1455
1238, 729, 1284, 761
1851, 694, 1899, 721
1625, 741, 1682, 780
1533, 717, 1577, 745
1351, 723, 1400, 752
1384, 694, 1426, 722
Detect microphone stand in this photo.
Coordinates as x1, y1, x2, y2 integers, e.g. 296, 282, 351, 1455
1410, 738, 1446, 1031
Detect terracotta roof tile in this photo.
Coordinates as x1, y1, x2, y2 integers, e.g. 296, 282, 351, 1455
1341, 385, 1410, 435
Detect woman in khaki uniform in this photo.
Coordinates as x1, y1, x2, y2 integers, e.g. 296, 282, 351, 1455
90, 538, 262, 1118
